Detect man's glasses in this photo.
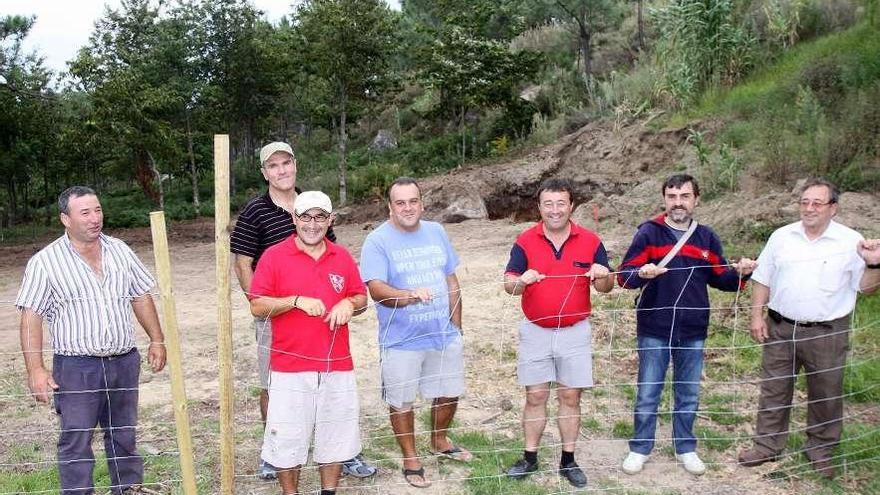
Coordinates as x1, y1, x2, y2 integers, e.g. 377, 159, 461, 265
296, 212, 330, 223
798, 199, 833, 208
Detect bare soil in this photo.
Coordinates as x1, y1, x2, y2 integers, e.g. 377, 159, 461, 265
1, 120, 877, 494
0, 217, 841, 495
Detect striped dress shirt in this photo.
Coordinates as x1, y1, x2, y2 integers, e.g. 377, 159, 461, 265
15, 233, 156, 356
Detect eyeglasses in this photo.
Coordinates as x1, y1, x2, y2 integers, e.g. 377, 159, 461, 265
296, 212, 330, 223
798, 199, 834, 208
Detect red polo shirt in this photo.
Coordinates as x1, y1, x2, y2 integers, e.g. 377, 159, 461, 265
250, 236, 366, 372
505, 221, 609, 328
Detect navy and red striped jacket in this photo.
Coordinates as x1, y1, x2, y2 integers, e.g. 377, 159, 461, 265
617, 215, 747, 341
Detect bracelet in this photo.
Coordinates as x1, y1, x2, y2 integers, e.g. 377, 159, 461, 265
293, 296, 300, 308
868, 263, 880, 269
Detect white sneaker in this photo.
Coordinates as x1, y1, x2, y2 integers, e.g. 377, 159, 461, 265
621, 451, 649, 474
675, 452, 706, 475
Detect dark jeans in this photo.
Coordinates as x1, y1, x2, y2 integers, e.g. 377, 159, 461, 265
629, 335, 705, 455
753, 314, 850, 461
53, 349, 143, 495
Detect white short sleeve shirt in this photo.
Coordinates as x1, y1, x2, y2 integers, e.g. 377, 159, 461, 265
752, 220, 866, 322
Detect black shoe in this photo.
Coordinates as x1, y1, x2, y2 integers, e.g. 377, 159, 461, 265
506, 458, 538, 479
559, 461, 587, 488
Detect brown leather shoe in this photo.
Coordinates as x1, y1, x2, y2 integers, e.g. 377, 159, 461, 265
737, 448, 779, 467
810, 457, 836, 480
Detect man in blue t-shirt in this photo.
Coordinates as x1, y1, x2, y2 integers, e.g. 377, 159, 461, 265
360, 177, 470, 488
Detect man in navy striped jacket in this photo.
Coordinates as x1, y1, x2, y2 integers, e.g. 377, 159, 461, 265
616, 174, 756, 476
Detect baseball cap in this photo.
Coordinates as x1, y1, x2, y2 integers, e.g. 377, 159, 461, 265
294, 191, 333, 215
259, 142, 294, 166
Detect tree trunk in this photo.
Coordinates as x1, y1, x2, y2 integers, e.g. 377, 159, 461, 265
578, 20, 592, 83
338, 92, 348, 207
134, 148, 161, 206
460, 106, 466, 164
637, 0, 645, 51
5, 178, 17, 227
148, 151, 165, 210
185, 110, 201, 214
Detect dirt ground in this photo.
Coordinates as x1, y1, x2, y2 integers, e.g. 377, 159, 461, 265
0, 214, 847, 495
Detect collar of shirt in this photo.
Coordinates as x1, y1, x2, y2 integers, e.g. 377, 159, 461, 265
791, 220, 845, 243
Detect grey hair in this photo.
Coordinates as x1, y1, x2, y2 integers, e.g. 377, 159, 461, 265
800, 177, 840, 204
58, 186, 97, 214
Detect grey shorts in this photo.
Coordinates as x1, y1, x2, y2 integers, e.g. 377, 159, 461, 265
262, 371, 361, 467
380, 334, 465, 409
255, 317, 271, 389
517, 319, 593, 388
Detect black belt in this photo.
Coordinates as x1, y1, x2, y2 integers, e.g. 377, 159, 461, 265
767, 309, 827, 328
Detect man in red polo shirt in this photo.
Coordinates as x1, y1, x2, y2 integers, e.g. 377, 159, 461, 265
503, 178, 613, 489
249, 191, 367, 495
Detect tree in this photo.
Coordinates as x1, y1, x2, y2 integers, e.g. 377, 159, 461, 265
0, 15, 53, 226
68, 0, 196, 208
295, 0, 398, 206
418, 25, 541, 161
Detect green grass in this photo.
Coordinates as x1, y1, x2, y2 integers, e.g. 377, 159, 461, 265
692, 22, 880, 119
458, 431, 549, 495
694, 426, 734, 452
0, 452, 181, 493
701, 393, 749, 426
847, 293, 880, 402
612, 421, 634, 439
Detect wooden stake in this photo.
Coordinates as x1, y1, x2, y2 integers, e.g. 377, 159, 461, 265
149, 211, 198, 495
214, 134, 235, 494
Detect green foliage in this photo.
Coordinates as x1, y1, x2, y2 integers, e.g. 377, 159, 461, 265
652, 0, 756, 106
685, 128, 744, 198
690, 22, 880, 191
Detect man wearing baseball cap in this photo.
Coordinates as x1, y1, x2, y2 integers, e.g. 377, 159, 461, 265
231, 142, 375, 479
249, 191, 367, 495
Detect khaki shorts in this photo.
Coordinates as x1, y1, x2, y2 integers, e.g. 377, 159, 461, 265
255, 317, 271, 389
517, 319, 593, 388
261, 371, 361, 468
381, 333, 465, 410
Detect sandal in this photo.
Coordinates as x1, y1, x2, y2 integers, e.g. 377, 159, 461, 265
402, 466, 431, 488
431, 445, 474, 462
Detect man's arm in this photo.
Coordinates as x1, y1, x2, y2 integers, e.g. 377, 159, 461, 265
366, 279, 432, 308
749, 281, 770, 343
132, 294, 166, 372
234, 254, 255, 295
19, 309, 57, 403
447, 273, 462, 329
858, 239, 880, 295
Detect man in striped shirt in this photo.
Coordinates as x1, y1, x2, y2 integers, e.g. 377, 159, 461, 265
230, 142, 374, 480
16, 186, 166, 495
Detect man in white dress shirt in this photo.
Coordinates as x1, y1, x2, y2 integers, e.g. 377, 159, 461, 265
737, 178, 880, 479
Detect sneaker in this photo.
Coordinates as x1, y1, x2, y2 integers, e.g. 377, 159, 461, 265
621, 451, 649, 475
506, 458, 538, 479
259, 459, 277, 480
558, 461, 588, 488
675, 452, 706, 476
342, 454, 377, 478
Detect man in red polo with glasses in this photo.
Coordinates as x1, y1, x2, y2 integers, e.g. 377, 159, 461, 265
249, 191, 367, 495
503, 178, 613, 489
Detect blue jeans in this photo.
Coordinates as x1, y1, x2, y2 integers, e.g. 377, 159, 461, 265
629, 335, 704, 455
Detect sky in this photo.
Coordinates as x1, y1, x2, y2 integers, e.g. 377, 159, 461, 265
5, 0, 399, 79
